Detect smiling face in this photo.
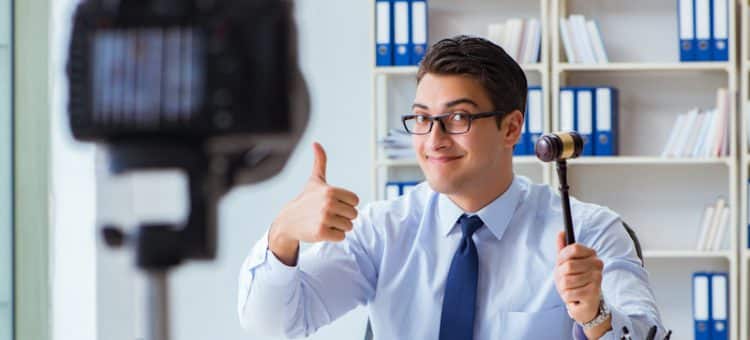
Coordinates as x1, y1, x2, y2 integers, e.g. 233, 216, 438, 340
412, 73, 524, 197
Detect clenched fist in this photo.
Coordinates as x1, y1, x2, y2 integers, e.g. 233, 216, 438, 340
553, 231, 605, 327
268, 142, 360, 266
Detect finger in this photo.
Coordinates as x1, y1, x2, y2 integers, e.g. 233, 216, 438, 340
558, 258, 597, 275
557, 231, 565, 252
328, 200, 359, 220
561, 272, 595, 290
562, 282, 599, 304
319, 227, 346, 242
330, 186, 360, 207
558, 244, 597, 263
325, 214, 354, 233
311, 142, 327, 183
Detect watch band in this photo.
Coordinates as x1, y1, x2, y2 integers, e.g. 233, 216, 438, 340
581, 297, 611, 330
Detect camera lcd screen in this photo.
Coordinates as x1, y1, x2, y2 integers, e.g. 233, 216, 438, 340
90, 27, 205, 128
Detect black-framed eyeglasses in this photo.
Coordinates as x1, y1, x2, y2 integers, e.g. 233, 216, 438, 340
401, 111, 507, 135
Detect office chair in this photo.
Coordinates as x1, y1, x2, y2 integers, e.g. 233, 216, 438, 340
362, 222, 644, 340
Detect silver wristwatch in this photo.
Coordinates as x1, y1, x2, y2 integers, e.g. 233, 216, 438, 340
581, 297, 611, 330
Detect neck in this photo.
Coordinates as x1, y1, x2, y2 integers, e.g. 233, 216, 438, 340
448, 167, 515, 213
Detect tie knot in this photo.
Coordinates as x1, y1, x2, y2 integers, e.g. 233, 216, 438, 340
459, 214, 484, 238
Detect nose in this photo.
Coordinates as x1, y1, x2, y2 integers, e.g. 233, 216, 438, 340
425, 119, 452, 151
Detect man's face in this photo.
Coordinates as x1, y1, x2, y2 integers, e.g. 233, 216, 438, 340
411, 73, 521, 195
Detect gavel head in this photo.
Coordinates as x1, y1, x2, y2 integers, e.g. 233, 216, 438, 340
534, 131, 584, 162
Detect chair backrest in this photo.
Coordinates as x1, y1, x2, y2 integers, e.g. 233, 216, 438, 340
622, 221, 644, 266
363, 221, 644, 340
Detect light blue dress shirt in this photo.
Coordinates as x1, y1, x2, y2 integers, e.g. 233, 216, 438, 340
238, 175, 665, 339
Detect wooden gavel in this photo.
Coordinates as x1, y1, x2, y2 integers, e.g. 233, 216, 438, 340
534, 131, 584, 246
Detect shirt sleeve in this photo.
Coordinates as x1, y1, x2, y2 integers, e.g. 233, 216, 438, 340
569, 206, 667, 340
237, 205, 381, 338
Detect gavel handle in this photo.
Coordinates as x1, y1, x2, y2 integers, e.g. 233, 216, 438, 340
556, 160, 576, 245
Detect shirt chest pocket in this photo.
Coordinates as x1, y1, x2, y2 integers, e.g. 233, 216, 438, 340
501, 305, 573, 340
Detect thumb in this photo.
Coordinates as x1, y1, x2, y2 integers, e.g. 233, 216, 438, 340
311, 142, 327, 182
556, 231, 566, 252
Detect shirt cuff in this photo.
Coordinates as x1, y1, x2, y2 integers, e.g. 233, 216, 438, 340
253, 231, 300, 286
243, 230, 300, 287
261, 247, 300, 283
604, 304, 633, 340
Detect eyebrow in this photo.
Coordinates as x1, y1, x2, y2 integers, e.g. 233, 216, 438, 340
411, 98, 480, 111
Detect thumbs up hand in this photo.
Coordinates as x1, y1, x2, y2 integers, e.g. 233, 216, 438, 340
268, 142, 360, 265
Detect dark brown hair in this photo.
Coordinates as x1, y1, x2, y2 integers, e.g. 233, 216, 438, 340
416, 35, 528, 127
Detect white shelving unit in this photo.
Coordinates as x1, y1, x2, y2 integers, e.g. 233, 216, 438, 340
370, 0, 552, 200
552, 1, 738, 339
371, 0, 740, 338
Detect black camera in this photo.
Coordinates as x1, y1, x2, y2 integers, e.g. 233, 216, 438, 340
68, 0, 306, 139
67, 0, 310, 186
66, 2, 308, 338
66, 0, 309, 265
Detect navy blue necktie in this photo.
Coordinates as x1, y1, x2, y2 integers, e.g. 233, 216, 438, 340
439, 214, 484, 340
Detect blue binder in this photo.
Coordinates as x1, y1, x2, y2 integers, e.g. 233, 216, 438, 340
575, 88, 595, 156
710, 272, 728, 340
409, 0, 427, 65
375, 0, 393, 66
392, 0, 411, 65
559, 87, 576, 133
711, 0, 728, 61
695, 0, 713, 61
526, 86, 543, 156
693, 272, 712, 340
678, 0, 697, 61
594, 87, 618, 156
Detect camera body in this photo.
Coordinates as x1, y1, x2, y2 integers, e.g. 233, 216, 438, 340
68, 0, 302, 138
67, 0, 309, 186
66, 0, 309, 264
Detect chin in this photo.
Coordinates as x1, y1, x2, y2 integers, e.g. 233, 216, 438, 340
424, 176, 460, 195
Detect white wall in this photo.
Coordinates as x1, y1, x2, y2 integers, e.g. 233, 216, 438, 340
50, 0, 97, 339
92, 0, 374, 339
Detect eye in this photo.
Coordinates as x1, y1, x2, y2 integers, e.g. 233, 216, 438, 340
452, 113, 466, 121
415, 115, 427, 123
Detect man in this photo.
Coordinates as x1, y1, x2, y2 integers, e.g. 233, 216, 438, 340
237, 35, 664, 339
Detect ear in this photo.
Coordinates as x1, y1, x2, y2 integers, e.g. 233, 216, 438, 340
501, 110, 524, 148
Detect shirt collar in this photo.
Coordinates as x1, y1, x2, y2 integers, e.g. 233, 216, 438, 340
437, 175, 524, 240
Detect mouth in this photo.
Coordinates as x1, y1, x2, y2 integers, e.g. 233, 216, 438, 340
425, 155, 463, 164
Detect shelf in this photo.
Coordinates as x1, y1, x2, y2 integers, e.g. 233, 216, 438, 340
644, 250, 732, 259
557, 62, 732, 72
374, 66, 418, 76
520, 63, 546, 73
567, 157, 732, 166
376, 156, 541, 167
374, 63, 545, 76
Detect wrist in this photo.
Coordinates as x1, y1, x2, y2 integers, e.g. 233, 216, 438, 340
268, 223, 300, 266
583, 316, 612, 340
580, 296, 612, 339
